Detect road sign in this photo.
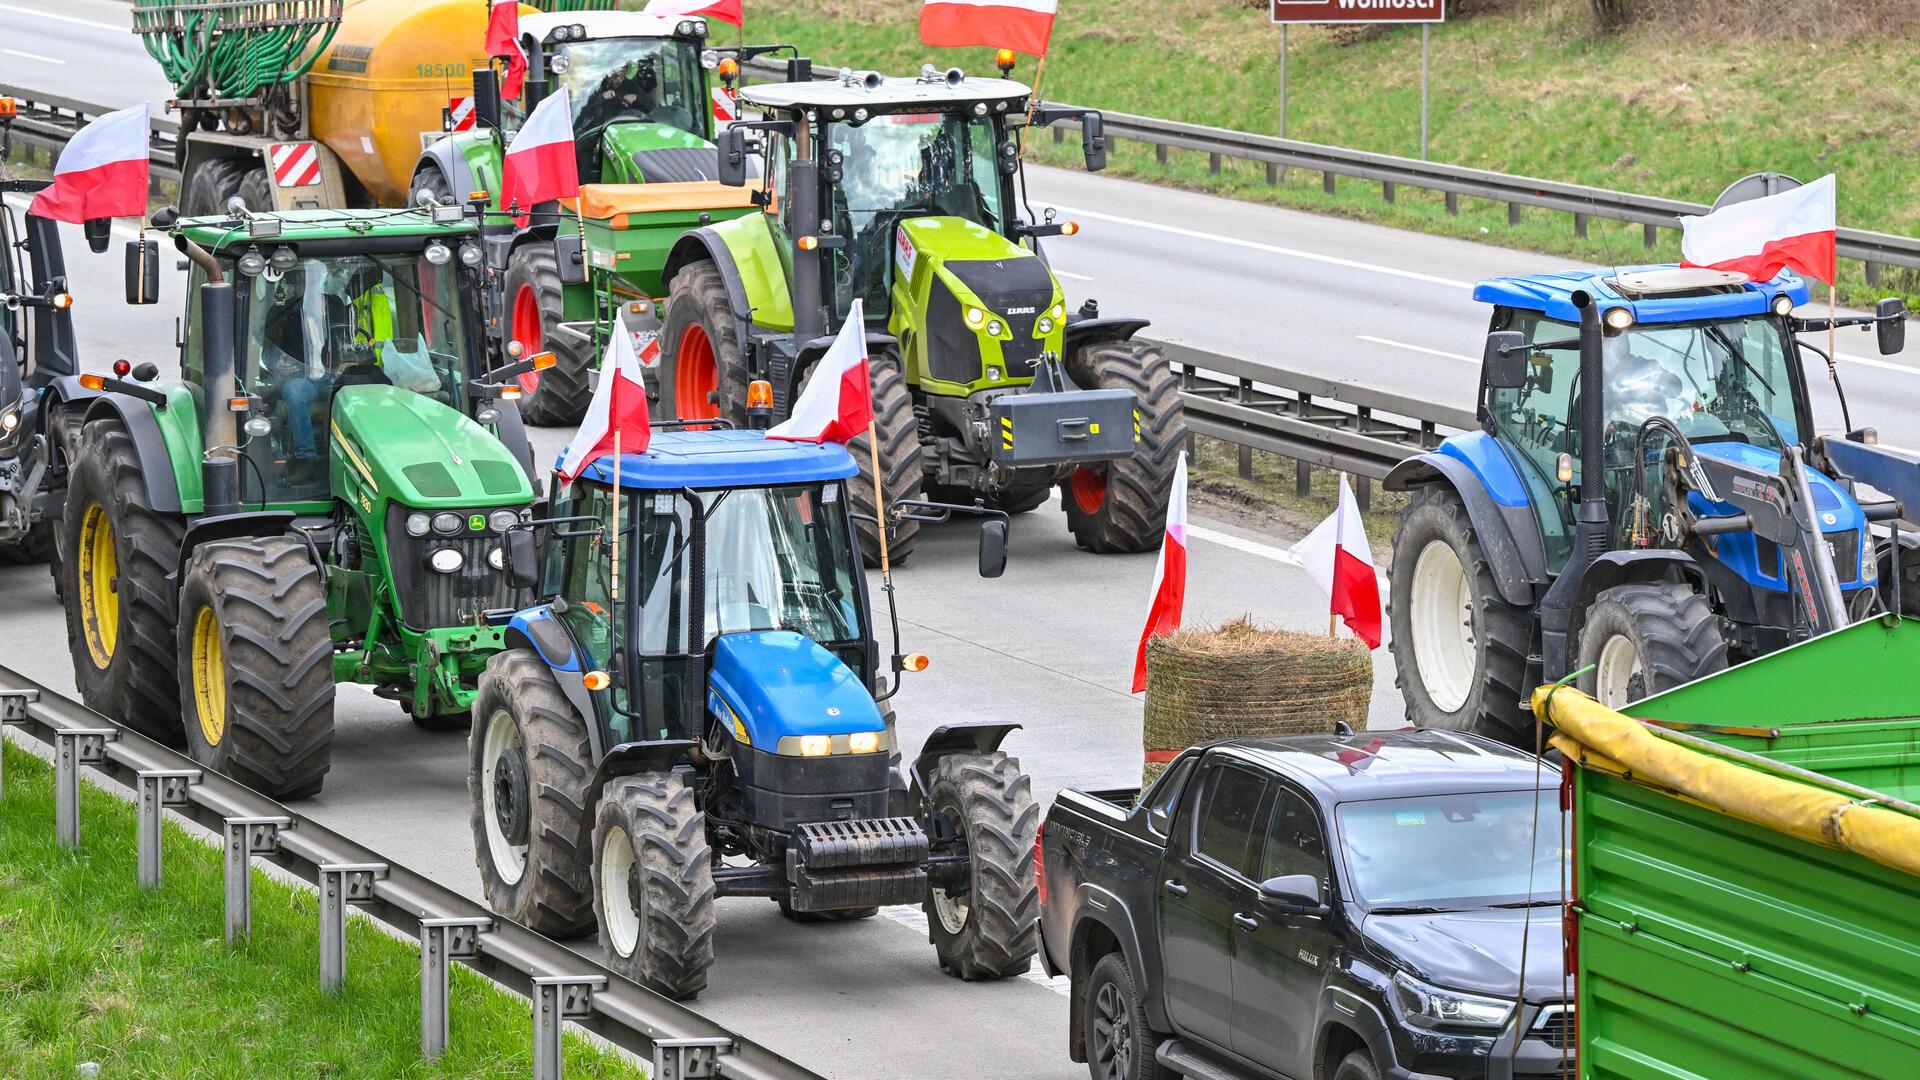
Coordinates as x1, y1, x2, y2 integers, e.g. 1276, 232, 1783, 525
1271, 0, 1444, 23
269, 141, 321, 188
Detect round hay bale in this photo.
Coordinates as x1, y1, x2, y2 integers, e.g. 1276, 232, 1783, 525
1142, 618, 1373, 786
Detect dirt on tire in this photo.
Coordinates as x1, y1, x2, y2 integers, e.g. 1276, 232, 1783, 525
923, 751, 1041, 980
593, 772, 718, 1000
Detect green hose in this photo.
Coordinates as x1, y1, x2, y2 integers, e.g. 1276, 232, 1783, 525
133, 0, 341, 100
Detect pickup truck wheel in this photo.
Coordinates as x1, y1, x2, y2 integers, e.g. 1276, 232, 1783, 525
923, 751, 1040, 980
593, 772, 717, 1001
1333, 1049, 1381, 1080
1084, 952, 1170, 1080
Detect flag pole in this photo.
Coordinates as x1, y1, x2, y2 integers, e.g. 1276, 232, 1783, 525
1828, 282, 1840, 389
611, 428, 622, 604
867, 419, 892, 583
1328, 472, 1344, 638
1018, 51, 1049, 163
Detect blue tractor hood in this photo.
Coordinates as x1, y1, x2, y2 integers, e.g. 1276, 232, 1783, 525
707, 631, 883, 747
1690, 441, 1862, 532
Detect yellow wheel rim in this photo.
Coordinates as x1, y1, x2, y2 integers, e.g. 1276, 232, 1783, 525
191, 606, 226, 746
76, 503, 120, 670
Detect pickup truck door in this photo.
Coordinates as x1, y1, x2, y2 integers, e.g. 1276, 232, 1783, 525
1158, 760, 1269, 1049
1232, 781, 1340, 1075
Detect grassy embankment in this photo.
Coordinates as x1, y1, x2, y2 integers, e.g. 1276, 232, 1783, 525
0, 741, 642, 1079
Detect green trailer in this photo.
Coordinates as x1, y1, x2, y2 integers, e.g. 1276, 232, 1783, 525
1538, 616, 1920, 1080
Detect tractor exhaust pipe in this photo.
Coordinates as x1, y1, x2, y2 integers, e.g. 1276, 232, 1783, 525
1537, 291, 1609, 683
789, 156, 828, 342
198, 280, 241, 517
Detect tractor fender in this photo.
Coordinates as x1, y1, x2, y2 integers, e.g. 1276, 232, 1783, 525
77, 395, 184, 514
907, 721, 1022, 804
662, 227, 755, 346
503, 606, 601, 753
1061, 316, 1151, 360
1574, 550, 1707, 618
175, 511, 298, 584
795, 330, 900, 393
415, 131, 500, 215
580, 740, 701, 851
1385, 437, 1547, 605
1064, 892, 1169, 1053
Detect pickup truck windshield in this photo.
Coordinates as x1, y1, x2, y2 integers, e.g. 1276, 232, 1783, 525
1337, 790, 1563, 910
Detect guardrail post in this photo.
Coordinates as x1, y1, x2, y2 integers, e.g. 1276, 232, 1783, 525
1155, 144, 1167, 167
1574, 212, 1588, 239
1507, 203, 1521, 227
1445, 191, 1458, 216
223, 815, 289, 945
1643, 224, 1658, 249
1052, 125, 1063, 145
54, 727, 118, 848
1265, 162, 1279, 186
652, 1037, 734, 1080
1867, 261, 1882, 288
317, 862, 389, 992
419, 916, 491, 1059
1236, 378, 1255, 480
1382, 181, 1395, 204
531, 975, 607, 1080
1322, 171, 1335, 195
1355, 476, 1371, 514
135, 769, 201, 888
0, 687, 37, 799
1208, 151, 1221, 175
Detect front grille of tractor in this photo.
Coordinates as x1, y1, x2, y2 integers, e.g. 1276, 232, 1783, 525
385, 510, 526, 629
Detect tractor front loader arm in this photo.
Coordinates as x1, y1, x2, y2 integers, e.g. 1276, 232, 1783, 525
1819, 435, 1920, 525
1690, 447, 1849, 635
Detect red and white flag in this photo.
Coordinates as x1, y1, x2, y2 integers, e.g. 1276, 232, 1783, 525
1131, 452, 1187, 694
499, 86, 578, 227
920, 0, 1056, 57
1681, 173, 1837, 286
557, 322, 653, 483
643, 0, 744, 29
485, 0, 527, 99
767, 300, 874, 445
1294, 473, 1382, 649
29, 103, 149, 223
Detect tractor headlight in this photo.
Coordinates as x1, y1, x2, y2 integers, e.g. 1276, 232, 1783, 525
0, 408, 17, 433
1389, 972, 1515, 1031
797, 734, 832, 757
848, 731, 881, 754
1050, 303, 1063, 320
488, 509, 520, 533
487, 546, 505, 570
423, 241, 452, 266
1863, 543, 1877, 582
1037, 316, 1054, 334
965, 305, 986, 327
1772, 294, 1795, 317
432, 512, 464, 535
1603, 306, 1634, 332
676, 19, 697, 35
548, 53, 570, 74
428, 548, 465, 573
406, 512, 432, 537
701, 49, 720, 70
458, 240, 484, 267
987, 320, 1003, 336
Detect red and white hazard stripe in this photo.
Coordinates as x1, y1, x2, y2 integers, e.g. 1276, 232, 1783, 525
711, 87, 738, 124
448, 96, 476, 132
269, 141, 321, 188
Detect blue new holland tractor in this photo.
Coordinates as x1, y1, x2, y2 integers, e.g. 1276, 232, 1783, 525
1385, 185, 1919, 742
469, 427, 1035, 999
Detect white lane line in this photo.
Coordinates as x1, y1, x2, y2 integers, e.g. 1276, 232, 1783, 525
3, 47, 65, 64
876, 905, 1070, 996
1357, 334, 1477, 364
1834, 350, 1920, 376
1050, 203, 1474, 290
1052, 268, 1094, 282
0, 3, 123, 33
1188, 523, 1302, 567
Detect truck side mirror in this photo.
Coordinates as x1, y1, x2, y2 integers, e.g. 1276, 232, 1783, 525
504, 528, 540, 591
717, 127, 750, 188
553, 232, 586, 285
125, 238, 160, 305
978, 518, 1008, 578
1877, 298, 1906, 355
472, 68, 503, 130
1483, 331, 1528, 389
1258, 874, 1326, 915
1081, 112, 1107, 173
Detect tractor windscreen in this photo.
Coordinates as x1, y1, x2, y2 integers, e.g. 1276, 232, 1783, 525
827, 112, 1007, 318
548, 38, 707, 153
232, 253, 471, 502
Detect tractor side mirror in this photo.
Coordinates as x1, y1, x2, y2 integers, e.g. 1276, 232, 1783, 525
978, 518, 1008, 578
553, 232, 586, 285
84, 217, 112, 254
125, 238, 160, 305
472, 68, 503, 130
504, 528, 540, 591
1080, 112, 1107, 173
1877, 298, 1906, 355
1258, 874, 1327, 916
1483, 331, 1528, 389
717, 127, 750, 188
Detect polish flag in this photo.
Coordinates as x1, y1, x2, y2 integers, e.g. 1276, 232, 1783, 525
29, 103, 149, 223
499, 86, 578, 227
1681, 173, 1837, 287
557, 319, 652, 482
1294, 474, 1382, 649
767, 300, 874, 444
920, 0, 1056, 58
485, 0, 528, 100
643, 0, 744, 29
1131, 452, 1188, 694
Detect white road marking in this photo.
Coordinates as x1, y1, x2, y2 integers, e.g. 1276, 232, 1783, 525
1834, 350, 1920, 376
1052, 268, 1094, 282
1188, 523, 1302, 567
0, 3, 123, 33
1050, 203, 1475, 290
1357, 334, 1477, 364
877, 904, 1071, 995
3, 48, 65, 65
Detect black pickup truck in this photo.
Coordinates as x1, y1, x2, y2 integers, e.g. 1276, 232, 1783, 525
1037, 730, 1570, 1080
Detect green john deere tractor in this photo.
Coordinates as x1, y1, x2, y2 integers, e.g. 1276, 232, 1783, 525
654, 63, 1186, 562
412, 9, 774, 426
61, 201, 543, 799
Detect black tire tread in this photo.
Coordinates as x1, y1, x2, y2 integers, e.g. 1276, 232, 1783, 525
469, 649, 597, 936
177, 537, 335, 800
1063, 340, 1185, 554
659, 260, 751, 427
845, 355, 923, 566
237, 168, 273, 216
594, 772, 717, 1000
924, 751, 1040, 980
1577, 582, 1728, 703
505, 244, 593, 426
185, 156, 249, 218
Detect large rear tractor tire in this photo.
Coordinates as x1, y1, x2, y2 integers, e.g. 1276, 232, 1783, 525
1387, 483, 1532, 746
184, 156, 249, 218
923, 751, 1040, 980
1577, 582, 1728, 710
845, 353, 923, 566
592, 772, 718, 1001
658, 260, 750, 427
1062, 340, 1184, 554
505, 244, 593, 426
61, 419, 186, 746
469, 649, 596, 937
237, 168, 273, 216
177, 537, 335, 800
409, 164, 453, 207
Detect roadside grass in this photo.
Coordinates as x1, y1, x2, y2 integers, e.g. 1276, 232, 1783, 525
1187, 435, 1403, 553
0, 740, 642, 1080
742, 0, 1920, 310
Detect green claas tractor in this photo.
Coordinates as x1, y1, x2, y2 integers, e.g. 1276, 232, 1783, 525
655, 64, 1185, 562
412, 10, 774, 426
61, 200, 543, 799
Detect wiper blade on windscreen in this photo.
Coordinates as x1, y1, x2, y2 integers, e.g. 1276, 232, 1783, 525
1486, 900, 1560, 909
1367, 904, 1458, 915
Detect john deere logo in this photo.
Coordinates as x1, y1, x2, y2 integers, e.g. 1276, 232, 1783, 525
469, 514, 486, 531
